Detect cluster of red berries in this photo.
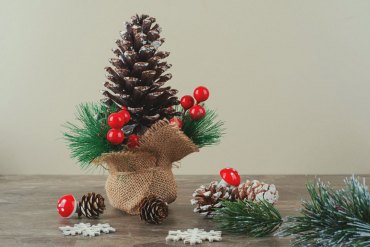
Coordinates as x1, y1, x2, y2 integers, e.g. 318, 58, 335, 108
182, 86, 209, 120
169, 86, 210, 128
106, 106, 139, 148
184, 86, 210, 117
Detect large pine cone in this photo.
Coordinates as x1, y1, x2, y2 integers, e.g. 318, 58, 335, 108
191, 180, 279, 217
139, 196, 169, 224
77, 192, 106, 219
102, 14, 180, 135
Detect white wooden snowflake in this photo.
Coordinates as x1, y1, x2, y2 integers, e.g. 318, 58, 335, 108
166, 228, 222, 245
59, 223, 115, 237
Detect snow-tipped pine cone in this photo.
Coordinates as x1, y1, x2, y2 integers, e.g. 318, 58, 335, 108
241, 179, 279, 203
191, 179, 279, 217
190, 181, 234, 217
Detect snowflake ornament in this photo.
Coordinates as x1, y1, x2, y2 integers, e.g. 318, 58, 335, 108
166, 228, 222, 245
59, 223, 115, 237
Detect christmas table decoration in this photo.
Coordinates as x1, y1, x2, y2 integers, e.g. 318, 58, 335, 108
166, 228, 222, 245
57, 193, 106, 219
59, 223, 115, 237
191, 168, 278, 217
278, 176, 370, 246
63, 14, 224, 216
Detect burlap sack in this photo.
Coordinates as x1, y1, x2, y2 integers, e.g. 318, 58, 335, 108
93, 120, 199, 215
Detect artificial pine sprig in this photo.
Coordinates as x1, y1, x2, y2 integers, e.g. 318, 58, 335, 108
213, 200, 283, 237
181, 104, 225, 148
63, 102, 124, 168
278, 176, 370, 247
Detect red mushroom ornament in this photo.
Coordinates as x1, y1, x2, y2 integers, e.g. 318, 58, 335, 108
219, 168, 241, 187
57, 194, 77, 218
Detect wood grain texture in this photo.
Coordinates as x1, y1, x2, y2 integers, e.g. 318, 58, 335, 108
0, 175, 369, 247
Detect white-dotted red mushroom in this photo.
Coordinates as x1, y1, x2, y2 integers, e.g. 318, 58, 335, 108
57, 194, 77, 218
219, 168, 241, 187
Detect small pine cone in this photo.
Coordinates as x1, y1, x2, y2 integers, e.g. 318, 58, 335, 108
238, 180, 279, 204
77, 192, 106, 219
139, 196, 168, 224
191, 181, 235, 217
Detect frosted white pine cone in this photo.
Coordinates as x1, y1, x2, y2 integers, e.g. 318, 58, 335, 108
191, 179, 279, 217
191, 181, 234, 217
243, 179, 279, 204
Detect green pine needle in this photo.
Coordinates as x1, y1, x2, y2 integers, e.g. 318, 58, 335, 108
213, 200, 283, 237
63, 102, 124, 168
181, 105, 225, 148
278, 176, 370, 246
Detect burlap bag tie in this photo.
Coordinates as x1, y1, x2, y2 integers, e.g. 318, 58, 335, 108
93, 120, 199, 215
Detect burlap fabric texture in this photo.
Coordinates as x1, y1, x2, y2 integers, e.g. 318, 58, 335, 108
93, 120, 199, 215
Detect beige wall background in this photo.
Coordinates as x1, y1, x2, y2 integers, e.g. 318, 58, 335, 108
1, 0, 370, 175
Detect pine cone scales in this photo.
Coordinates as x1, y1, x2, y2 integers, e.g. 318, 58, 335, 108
102, 14, 180, 135
139, 196, 169, 224
241, 179, 279, 203
191, 180, 279, 217
77, 192, 106, 219
191, 181, 234, 216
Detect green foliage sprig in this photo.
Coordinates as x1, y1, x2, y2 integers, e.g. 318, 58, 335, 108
63, 102, 123, 168
64, 103, 224, 167
213, 200, 283, 237
278, 176, 370, 247
181, 105, 225, 148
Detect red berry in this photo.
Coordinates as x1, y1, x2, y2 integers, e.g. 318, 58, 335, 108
118, 110, 131, 124
189, 105, 206, 120
108, 113, 125, 129
127, 134, 140, 148
193, 86, 209, 103
107, 129, 125, 145
169, 117, 183, 128
180, 95, 195, 110
120, 106, 127, 110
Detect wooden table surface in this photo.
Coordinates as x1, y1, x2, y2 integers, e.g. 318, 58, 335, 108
1, 175, 368, 247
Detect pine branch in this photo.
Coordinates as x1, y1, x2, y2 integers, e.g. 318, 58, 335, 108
278, 176, 370, 246
180, 104, 225, 148
212, 200, 283, 237
63, 102, 124, 168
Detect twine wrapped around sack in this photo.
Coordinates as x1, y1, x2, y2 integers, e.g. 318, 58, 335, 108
93, 120, 199, 215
